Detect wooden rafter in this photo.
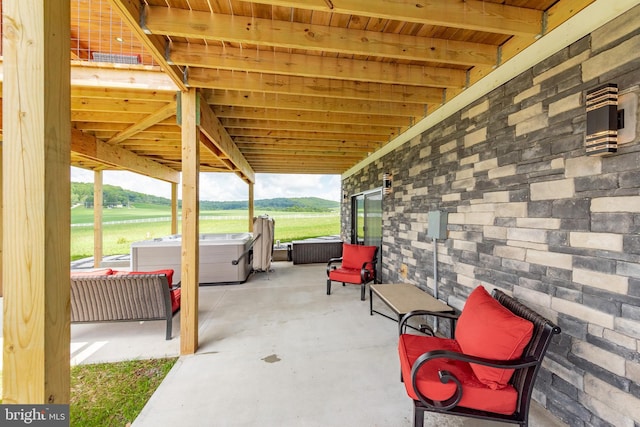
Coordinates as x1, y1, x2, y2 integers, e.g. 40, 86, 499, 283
167, 43, 467, 89
250, 0, 543, 36
195, 93, 256, 183
71, 128, 180, 183
108, 101, 177, 144
143, 5, 498, 66
206, 91, 428, 118
187, 68, 444, 104
107, 0, 187, 91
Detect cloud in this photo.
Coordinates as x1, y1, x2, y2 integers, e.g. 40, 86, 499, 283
71, 167, 341, 202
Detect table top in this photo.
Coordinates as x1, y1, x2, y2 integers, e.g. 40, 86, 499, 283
371, 283, 453, 314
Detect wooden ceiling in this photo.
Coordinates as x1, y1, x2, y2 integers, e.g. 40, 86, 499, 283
3, 0, 597, 182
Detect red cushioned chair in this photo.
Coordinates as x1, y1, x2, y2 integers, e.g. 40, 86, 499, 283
398, 286, 560, 427
326, 243, 378, 301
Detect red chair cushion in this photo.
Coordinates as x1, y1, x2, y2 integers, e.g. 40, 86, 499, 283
398, 334, 519, 415
329, 267, 367, 284
341, 243, 377, 270
455, 286, 534, 390
169, 289, 181, 313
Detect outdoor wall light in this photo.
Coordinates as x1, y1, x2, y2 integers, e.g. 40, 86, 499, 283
586, 83, 619, 156
383, 173, 392, 195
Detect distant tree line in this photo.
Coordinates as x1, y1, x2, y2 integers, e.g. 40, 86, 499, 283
71, 183, 339, 212
71, 182, 171, 208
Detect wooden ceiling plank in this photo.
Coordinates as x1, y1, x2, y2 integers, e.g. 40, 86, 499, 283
195, 93, 256, 183
255, 0, 543, 36
107, 0, 187, 91
108, 101, 177, 144
168, 42, 466, 88
187, 68, 444, 104
71, 128, 180, 183
144, 5, 497, 66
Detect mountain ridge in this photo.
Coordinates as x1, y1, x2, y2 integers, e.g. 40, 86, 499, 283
71, 182, 339, 212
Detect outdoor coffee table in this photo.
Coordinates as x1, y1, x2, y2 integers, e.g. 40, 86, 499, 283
370, 283, 455, 334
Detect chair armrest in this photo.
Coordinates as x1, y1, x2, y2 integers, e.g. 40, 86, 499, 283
409, 349, 539, 411
413, 349, 540, 372
326, 257, 343, 276
399, 310, 459, 336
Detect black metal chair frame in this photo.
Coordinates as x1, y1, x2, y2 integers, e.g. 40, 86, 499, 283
326, 246, 378, 300
398, 289, 561, 427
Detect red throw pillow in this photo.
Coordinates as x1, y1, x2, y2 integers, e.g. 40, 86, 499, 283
455, 286, 534, 390
341, 244, 377, 270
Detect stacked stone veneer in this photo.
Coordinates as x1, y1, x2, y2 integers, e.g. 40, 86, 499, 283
342, 6, 640, 426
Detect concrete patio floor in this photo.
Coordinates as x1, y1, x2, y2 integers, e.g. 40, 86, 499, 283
6, 262, 568, 426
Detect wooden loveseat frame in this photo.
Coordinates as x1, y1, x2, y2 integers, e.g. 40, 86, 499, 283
71, 273, 180, 340
398, 288, 561, 427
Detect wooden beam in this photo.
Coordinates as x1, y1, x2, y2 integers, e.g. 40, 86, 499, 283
94, 171, 103, 268
71, 98, 168, 114
221, 118, 401, 136
107, 0, 187, 91
180, 88, 200, 355
248, 183, 254, 233
2, 0, 71, 403
71, 86, 176, 102
207, 91, 427, 117
144, 5, 497, 66
187, 68, 444, 104
171, 183, 178, 235
108, 102, 177, 144
71, 128, 180, 183
0, 144, 2, 296
228, 128, 389, 142
196, 94, 256, 184
70, 60, 177, 91
252, 0, 543, 36
168, 42, 466, 88
213, 106, 411, 127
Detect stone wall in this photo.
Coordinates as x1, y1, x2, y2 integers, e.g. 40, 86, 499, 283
342, 6, 640, 426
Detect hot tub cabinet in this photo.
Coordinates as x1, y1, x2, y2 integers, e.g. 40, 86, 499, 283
131, 233, 253, 284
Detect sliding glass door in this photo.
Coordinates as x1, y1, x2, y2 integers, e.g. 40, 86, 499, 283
351, 189, 383, 281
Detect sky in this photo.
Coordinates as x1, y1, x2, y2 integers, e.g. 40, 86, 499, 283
71, 167, 342, 202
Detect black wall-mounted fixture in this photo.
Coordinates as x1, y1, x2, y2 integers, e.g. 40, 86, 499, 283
382, 173, 392, 195
585, 83, 618, 156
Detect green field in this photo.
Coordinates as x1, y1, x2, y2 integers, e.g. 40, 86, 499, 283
71, 205, 340, 260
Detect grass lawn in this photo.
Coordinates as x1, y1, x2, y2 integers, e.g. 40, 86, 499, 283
70, 358, 177, 427
71, 207, 339, 260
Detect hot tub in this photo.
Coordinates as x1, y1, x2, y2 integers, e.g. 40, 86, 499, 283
131, 233, 253, 284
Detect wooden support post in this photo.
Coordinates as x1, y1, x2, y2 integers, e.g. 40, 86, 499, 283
2, 0, 71, 403
94, 170, 103, 268
0, 145, 3, 297
171, 182, 178, 235
180, 89, 200, 354
248, 182, 255, 232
